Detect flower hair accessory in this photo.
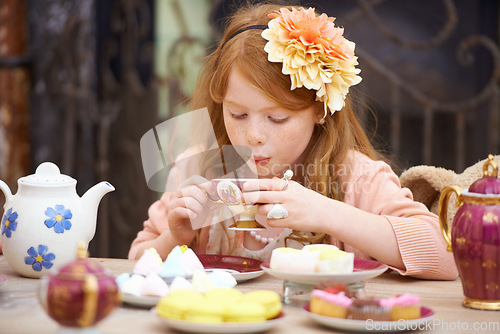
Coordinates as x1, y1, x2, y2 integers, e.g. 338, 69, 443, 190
262, 7, 362, 118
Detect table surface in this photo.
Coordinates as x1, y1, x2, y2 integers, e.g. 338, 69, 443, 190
1, 255, 499, 334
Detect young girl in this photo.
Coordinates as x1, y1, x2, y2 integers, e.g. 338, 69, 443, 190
129, 4, 457, 280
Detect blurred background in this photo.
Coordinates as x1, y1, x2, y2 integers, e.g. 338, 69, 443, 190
0, 0, 498, 258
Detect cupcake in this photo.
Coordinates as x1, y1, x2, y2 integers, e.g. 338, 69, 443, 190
380, 293, 421, 320
314, 281, 348, 294
347, 298, 391, 321
310, 290, 352, 318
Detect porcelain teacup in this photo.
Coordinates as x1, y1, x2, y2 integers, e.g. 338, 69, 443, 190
210, 178, 263, 230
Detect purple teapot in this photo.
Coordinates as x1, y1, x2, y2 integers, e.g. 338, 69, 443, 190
439, 154, 500, 310
39, 242, 120, 327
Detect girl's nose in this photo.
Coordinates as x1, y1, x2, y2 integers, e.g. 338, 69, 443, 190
246, 122, 266, 145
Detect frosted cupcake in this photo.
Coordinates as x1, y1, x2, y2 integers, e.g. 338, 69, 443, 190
314, 281, 355, 297
380, 293, 421, 320
347, 298, 391, 321
310, 290, 352, 318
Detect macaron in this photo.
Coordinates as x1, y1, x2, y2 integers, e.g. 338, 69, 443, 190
184, 298, 225, 324
240, 290, 282, 319
156, 289, 204, 320
224, 301, 267, 322
204, 288, 243, 304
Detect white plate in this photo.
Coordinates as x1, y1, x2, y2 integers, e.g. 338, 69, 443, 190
231, 270, 265, 282
120, 268, 264, 308
157, 312, 286, 334
261, 259, 388, 285
303, 305, 435, 332
121, 293, 159, 308
198, 254, 265, 283
205, 268, 265, 283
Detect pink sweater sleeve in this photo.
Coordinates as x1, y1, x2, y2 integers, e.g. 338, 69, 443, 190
343, 152, 458, 280
129, 146, 210, 260
128, 192, 172, 260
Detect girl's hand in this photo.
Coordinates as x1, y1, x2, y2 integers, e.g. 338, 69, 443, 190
165, 176, 215, 245
241, 178, 331, 233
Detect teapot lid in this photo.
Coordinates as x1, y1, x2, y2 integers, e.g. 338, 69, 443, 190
468, 155, 500, 194
54, 242, 109, 279
19, 162, 76, 186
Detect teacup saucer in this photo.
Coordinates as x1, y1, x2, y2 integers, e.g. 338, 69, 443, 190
228, 221, 265, 231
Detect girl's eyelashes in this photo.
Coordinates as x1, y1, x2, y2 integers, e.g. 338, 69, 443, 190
227, 107, 289, 123
230, 112, 247, 119
231, 114, 288, 123
269, 116, 288, 123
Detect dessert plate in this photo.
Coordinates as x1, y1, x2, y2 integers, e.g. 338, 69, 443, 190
157, 312, 286, 334
121, 293, 159, 308
261, 259, 388, 285
198, 254, 265, 282
121, 255, 264, 307
303, 304, 435, 332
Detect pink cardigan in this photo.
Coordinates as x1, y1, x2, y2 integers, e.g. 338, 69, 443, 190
129, 151, 458, 280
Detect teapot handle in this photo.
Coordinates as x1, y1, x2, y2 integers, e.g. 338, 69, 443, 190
438, 186, 463, 252
78, 274, 98, 327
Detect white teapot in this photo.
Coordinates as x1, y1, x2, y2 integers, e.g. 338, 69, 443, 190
0, 162, 114, 278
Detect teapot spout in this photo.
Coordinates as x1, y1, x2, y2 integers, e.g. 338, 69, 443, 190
0, 180, 13, 204
81, 181, 115, 239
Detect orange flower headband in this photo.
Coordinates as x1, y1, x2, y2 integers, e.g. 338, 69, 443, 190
261, 7, 362, 118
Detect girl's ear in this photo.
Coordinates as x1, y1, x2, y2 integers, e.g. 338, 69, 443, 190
315, 106, 325, 124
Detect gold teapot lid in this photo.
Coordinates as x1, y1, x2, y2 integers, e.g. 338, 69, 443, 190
54, 242, 107, 279
469, 155, 500, 194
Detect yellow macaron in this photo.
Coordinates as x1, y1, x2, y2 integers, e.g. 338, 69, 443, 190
204, 288, 243, 304
156, 289, 204, 320
224, 301, 267, 322
183, 298, 225, 324
240, 290, 282, 319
